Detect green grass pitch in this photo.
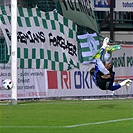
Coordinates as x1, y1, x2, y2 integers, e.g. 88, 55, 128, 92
0, 99, 133, 133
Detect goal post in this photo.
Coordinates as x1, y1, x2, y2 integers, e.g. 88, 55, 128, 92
11, 0, 17, 105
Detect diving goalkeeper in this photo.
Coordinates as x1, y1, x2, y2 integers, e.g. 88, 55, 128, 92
90, 37, 132, 91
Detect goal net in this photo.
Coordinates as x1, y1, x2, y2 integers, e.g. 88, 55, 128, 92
0, 0, 100, 104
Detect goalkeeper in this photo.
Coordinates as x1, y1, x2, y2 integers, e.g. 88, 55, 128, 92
90, 37, 132, 91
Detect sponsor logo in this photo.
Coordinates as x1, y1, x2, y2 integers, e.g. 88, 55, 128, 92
61, 71, 71, 89
122, 2, 133, 8
47, 71, 93, 89
47, 71, 58, 89
94, 0, 115, 8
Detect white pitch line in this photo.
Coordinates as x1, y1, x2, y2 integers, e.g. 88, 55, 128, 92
0, 126, 64, 129
0, 118, 132, 129
65, 118, 133, 128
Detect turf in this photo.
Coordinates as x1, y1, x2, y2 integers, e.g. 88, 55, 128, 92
0, 99, 133, 133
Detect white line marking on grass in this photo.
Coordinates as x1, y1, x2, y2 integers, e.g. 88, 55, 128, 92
19, 101, 84, 106
65, 118, 133, 128
0, 118, 132, 129
0, 126, 64, 129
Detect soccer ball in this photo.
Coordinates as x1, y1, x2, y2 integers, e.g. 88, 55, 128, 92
2, 79, 14, 90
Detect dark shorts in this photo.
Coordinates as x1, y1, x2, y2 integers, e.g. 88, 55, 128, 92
96, 72, 114, 90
